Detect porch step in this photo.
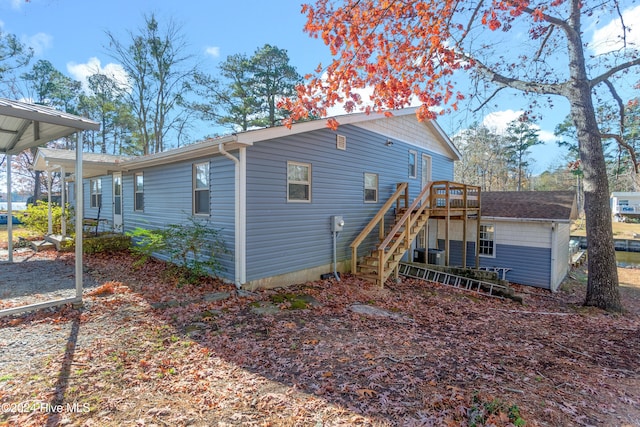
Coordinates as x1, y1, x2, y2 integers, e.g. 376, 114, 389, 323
30, 240, 55, 252
44, 234, 73, 251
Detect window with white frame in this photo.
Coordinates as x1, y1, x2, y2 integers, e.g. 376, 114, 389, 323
90, 178, 102, 208
134, 172, 144, 211
479, 224, 495, 257
408, 150, 417, 178
364, 172, 378, 203
287, 161, 311, 202
193, 162, 210, 215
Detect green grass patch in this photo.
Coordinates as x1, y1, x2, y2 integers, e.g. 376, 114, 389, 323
269, 293, 310, 310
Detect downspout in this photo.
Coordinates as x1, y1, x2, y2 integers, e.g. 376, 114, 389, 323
219, 142, 246, 289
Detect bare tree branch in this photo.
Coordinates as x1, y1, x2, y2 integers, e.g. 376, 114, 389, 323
615, 1, 628, 48
590, 57, 640, 88
533, 26, 554, 63
603, 79, 625, 136
472, 86, 505, 113
470, 56, 565, 95
602, 132, 639, 174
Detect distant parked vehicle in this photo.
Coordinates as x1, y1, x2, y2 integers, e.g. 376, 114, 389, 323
0, 214, 22, 225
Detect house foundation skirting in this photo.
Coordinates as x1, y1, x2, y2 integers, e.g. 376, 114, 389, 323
243, 260, 351, 291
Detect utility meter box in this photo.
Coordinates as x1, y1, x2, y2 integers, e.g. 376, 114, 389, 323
331, 215, 345, 232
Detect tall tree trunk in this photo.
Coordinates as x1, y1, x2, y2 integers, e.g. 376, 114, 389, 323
570, 88, 622, 311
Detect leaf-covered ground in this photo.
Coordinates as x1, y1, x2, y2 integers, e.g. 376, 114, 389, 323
1, 251, 639, 426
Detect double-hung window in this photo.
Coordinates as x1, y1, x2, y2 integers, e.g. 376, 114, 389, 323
364, 172, 378, 203
134, 172, 144, 211
287, 161, 311, 202
90, 178, 102, 208
408, 150, 417, 178
479, 224, 495, 257
193, 162, 210, 215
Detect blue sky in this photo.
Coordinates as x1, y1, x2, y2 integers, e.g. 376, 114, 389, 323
2, 0, 639, 175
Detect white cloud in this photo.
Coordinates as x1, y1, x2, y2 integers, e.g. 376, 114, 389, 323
67, 57, 128, 93
537, 129, 556, 144
590, 5, 640, 55
205, 46, 220, 58
25, 32, 52, 56
5, 0, 23, 10
482, 109, 556, 142
481, 109, 522, 133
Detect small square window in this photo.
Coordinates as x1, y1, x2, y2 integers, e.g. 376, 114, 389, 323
193, 162, 210, 215
134, 172, 144, 211
364, 172, 378, 203
287, 161, 311, 202
408, 150, 417, 178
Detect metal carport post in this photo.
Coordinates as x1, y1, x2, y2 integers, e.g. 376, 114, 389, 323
0, 98, 100, 317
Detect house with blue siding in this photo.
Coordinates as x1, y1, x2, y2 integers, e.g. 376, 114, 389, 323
37, 108, 462, 289
438, 191, 577, 291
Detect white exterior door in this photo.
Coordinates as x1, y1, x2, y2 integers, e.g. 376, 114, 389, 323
112, 172, 123, 232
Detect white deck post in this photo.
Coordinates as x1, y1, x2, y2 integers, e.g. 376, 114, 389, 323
75, 138, 83, 301
6, 154, 12, 263
47, 170, 52, 235
61, 166, 66, 237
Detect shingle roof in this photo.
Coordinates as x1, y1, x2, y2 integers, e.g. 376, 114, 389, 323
481, 191, 577, 220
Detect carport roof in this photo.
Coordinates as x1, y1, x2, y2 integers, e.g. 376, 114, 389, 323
34, 148, 130, 179
0, 98, 100, 155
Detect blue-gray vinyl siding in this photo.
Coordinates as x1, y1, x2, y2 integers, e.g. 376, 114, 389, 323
245, 124, 454, 282
81, 155, 236, 281
442, 240, 552, 289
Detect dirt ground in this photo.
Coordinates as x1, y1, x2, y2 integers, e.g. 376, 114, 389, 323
0, 250, 639, 426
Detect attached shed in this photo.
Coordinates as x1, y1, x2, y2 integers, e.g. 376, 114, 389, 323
439, 191, 577, 291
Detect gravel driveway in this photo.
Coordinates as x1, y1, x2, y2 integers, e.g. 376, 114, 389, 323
0, 249, 98, 310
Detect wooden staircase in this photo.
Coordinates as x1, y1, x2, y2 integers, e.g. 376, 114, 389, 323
351, 180, 482, 287
351, 182, 433, 287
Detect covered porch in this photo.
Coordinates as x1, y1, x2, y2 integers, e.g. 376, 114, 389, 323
1, 98, 100, 316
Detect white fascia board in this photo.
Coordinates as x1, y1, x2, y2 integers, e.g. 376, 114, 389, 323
481, 216, 572, 224
119, 136, 249, 171
425, 120, 462, 160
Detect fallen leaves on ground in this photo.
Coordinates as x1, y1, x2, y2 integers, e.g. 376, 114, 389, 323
1, 250, 639, 426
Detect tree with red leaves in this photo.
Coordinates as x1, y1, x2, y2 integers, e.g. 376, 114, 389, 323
285, 0, 640, 312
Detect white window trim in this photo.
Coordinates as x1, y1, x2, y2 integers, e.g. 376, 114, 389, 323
287, 161, 312, 203
479, 223, 496, 258
134, 172, 144, 212
408, 150, 417, 178
193, 162, 210, 216
364, 172, 378, 203
90, 178, 102, 208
